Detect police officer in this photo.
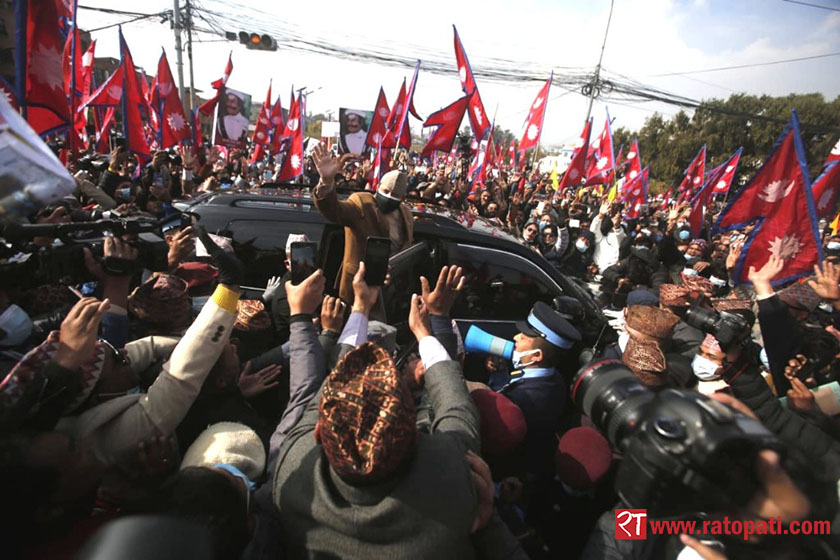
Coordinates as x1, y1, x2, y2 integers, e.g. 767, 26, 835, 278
499, 301, 582, 484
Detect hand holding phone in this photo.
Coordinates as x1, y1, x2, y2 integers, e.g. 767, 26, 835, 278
290, 242, 318, 285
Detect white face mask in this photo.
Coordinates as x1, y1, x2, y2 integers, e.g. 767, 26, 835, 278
575, 240, 588, 253
828, 241, 840, 251
692, 354, 721, 381
512, 348, 540, 369
618, 333, 629, 353
682, 267, 698, 277
0, 304, 33, 347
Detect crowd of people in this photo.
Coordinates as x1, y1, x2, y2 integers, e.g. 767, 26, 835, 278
1, 135, 840, 560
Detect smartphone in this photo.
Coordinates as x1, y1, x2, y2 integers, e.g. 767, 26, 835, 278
290, 242, 318, 285
363, 236, 390, 286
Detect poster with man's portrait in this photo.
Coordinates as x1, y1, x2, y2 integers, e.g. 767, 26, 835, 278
338, 108, 372, 155
213, 87, 252, 150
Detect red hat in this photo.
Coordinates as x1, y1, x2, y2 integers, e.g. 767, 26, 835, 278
470, 389, 527, 456
173, 262, 219, 291
555, 427, 613, 490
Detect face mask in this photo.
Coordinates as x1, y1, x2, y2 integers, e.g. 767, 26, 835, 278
618, 333, 629, 353
512, 348, 540, 369
0, 304, 33, 347
375, 192, 401, 214
759, 347, 770, 370
678, 230, 691, 241
634, 245, 650, 253
655, 234, 663, 242
539, 221, 550, 231
710, 276, 727, 288
641, 228, 652, 237
692, 354, 721, 381
116, 187, 132, 201
575, 240, 588, 253
819, 302, 834, 313
828, 241, 840, 251
683, 267, 698, 277
213, 463, 256, 491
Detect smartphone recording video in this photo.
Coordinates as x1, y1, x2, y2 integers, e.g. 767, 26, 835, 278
363, 236, 390, 286
290, 242, 318, 285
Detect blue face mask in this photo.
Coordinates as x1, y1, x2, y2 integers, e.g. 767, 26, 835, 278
678, 230, 691, 241
655, 234, 663, 242
539, 221, 550, 231
212, 463, 256, 491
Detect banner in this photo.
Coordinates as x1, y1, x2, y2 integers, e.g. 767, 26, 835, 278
213, 87, 252, 150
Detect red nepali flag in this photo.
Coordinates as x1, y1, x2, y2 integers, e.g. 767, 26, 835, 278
382, 80, 411, 149
199, 52, 233, 116
827, 137, 840, 165
192, 108, 202, 150
119, 29, 152, 162
710, 147, 743, 195
676, 144, 706, 204
507, 139, 516, 169
812, 161, 840, 220
518, 73, 552, 152
453, 26, 489, 141
661, 187, 673, 210
366, 87, 390, 149
251, 81, 272, 147
688, 159, 726, 238
394, 60, 420, 146
557, 117, 592, 191
585, 108, 615, 185
79, 64, 124, 110
622, 168, 648, 220
624, 139, 642, 182
94, 106, 115, 154
277, 92, 304, 182
61, 25, 92, 151
22, 0, 71, 135
715, 110, 821, 286
267, 93, 286, 155
421, 94, 469, 158
485, 130, 496, 168
153, 50, 190, 149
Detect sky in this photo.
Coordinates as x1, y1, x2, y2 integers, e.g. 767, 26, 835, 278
78, 0, 840, 148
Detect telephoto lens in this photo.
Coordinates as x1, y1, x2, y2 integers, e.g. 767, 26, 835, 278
572, 359, 780, 517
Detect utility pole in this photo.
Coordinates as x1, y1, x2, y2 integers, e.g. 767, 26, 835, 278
172, 0, 187, 114
585, 0, 615, 122
185, 0, 196, 112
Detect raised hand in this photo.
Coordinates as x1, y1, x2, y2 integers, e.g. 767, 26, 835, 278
166, 226, 195, 270
262, 275, 282, 303
320, 295, 346, 333
807, 261, 840, 302
312, 143, 340, 186
195, 225, 244, 288
747, 254, 784, 296
54, 297, 111, 371
787, 376, 817, 414
420, 266, 465, 316
408, 293, 432, 342
237, 361, 283, 398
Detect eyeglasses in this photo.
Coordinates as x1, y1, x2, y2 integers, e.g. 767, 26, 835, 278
99, 338, 130, 367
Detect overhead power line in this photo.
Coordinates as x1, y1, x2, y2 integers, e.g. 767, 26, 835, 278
782, 0, 840, 12
650, 51, 840, 77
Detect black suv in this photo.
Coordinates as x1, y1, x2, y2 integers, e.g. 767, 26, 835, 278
180, 187, 610, 349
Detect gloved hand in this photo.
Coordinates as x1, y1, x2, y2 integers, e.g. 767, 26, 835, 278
195, 225, 244, 287
262, 275, 282, 302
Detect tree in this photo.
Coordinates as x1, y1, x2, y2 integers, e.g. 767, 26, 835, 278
613, 93, 840, 193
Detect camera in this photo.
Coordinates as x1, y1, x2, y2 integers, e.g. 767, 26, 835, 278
572, 359, 778, 517
684, 306, 749, 349
0, 216, 184, 287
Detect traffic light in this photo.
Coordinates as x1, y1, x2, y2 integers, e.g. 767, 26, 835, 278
224, 31, 277, 51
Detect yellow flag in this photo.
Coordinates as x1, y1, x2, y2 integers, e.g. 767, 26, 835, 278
550, 163, 559, 191
607, 184, 617, 203
831, 211, 840, 235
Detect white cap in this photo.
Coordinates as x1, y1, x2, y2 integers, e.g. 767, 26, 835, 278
180, 422, 266, 481
285, 233, 310, 255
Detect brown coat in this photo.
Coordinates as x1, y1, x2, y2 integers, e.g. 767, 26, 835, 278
313, 184, 413, 303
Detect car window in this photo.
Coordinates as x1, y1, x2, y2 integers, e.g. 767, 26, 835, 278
225, 219, 325, 288
447, 243, 560, 320
383, 242, 433, 335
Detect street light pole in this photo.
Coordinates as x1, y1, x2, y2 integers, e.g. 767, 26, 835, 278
172, 0, 187, 113
185, 0, 196, 112
585, 0, 615, 122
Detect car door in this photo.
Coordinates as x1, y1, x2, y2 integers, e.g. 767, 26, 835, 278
382, 241, 435, 346
445, 242, 563, 340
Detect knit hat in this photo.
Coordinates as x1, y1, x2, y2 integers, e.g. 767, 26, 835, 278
624, 305, 679, 342
129, 274, 192, 329
470, 389, 527, 456
180, 422, 266, 481
285, 233, 310, 256
622, 338, 668, 387
234, 299, 272, 332
659, 284, 691, 307
681, 275, 713, 298
555, 427, 613, 490
318, 342, 417, 484
777, 281, 821, 312
711, 297, 752, 313
379, 170, 409, 198
1, 330, 107, 416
